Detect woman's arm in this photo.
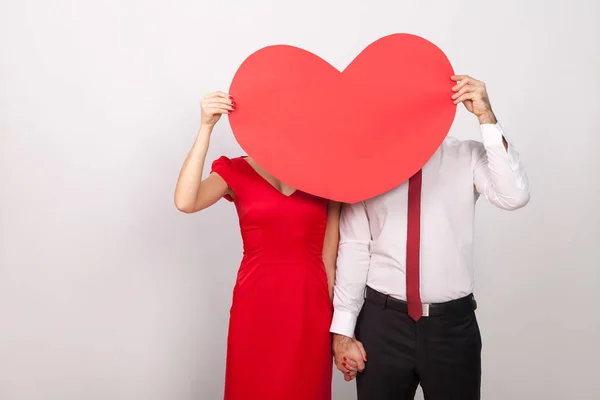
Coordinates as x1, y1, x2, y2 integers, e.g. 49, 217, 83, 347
174, 92, 234, 213
323, 201, 342, 301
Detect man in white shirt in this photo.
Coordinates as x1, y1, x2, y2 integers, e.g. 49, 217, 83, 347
330, 75, 530, 400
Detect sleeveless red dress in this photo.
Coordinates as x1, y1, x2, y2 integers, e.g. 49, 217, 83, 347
211, 156, 333, 400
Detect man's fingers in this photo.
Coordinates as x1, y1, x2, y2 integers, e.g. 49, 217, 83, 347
451, 85, 476, 100
451, 74, 470, 81
451, 79, 469, 91
453, 92, 476, 105
452, 77, 484, 93
334, 360, 342, 370
451, 78, 477, 92
451, 75, 470, 89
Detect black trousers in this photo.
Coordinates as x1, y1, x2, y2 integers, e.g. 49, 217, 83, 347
355, 288, 482, 400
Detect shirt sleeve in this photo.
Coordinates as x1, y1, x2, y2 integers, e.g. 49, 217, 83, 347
473, 123, 531, 210
330, 201, 372, 337
210, 156, 236, 202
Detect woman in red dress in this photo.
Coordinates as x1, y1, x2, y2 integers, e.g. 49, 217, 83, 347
174, 91, 340, 400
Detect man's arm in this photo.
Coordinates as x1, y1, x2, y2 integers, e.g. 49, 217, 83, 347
451, 74, 530, 210
330, 201, 371, 380
473, 123, 530, 210
330, 201, 371, 337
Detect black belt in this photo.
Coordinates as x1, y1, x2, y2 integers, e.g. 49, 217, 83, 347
365, 286, 477, 317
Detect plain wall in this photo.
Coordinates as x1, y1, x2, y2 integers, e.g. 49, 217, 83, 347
1, 0, 599, 399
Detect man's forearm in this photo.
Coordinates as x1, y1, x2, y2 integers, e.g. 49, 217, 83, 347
476, 124, 530, 210
478, 110, 497, 125
332, 202, 372, 336
478, 111, 508, 150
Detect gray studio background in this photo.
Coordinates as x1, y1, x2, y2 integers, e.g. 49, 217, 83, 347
1, 0, 599, 399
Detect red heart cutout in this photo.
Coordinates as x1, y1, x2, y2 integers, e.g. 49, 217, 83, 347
228, 33, 456, 203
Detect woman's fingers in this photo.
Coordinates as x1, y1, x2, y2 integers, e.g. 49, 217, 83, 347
215, 91, 231, 100
202, 93, 235, 115
203, 100, 235, 111
343, 356, 358, 372
204, 106, 233, 115
355, 340, 368, 363
199, 91, 235, 127
204, 91, 235, 107
202, 96, 234, 106
204, 91, 231, 99
342, 355, 361, 380
203, 100, 235, 109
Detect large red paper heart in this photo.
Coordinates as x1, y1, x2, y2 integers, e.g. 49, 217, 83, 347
228, 33, 456, 203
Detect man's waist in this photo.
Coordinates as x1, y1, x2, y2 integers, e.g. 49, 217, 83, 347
365, 286, 477, 317
364, 265, 475, 304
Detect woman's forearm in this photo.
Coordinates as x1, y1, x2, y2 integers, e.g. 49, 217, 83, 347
325, 263, 335, 301
323, 201, 341, 302
174, 126, 212, 212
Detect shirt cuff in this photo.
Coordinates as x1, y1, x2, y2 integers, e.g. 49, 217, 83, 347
329, 309, 358, 338
480, 122, 522, 173
480, 123, 505, 147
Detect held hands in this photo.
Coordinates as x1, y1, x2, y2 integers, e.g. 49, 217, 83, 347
332, 334, 367, 382
200, 91, 236, 129
451, 75, 497, 125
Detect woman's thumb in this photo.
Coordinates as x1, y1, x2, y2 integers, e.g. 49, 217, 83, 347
355, 340, 368, 362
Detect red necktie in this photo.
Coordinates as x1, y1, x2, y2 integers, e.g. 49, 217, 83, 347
406, 169, 423, 321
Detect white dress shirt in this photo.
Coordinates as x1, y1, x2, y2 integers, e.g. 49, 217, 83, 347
330, 123, 530, 337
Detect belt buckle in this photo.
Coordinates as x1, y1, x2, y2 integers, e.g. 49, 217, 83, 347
422, 303, 430, 317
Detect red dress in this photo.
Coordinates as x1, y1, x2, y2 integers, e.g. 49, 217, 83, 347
211, 156, 333, 400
